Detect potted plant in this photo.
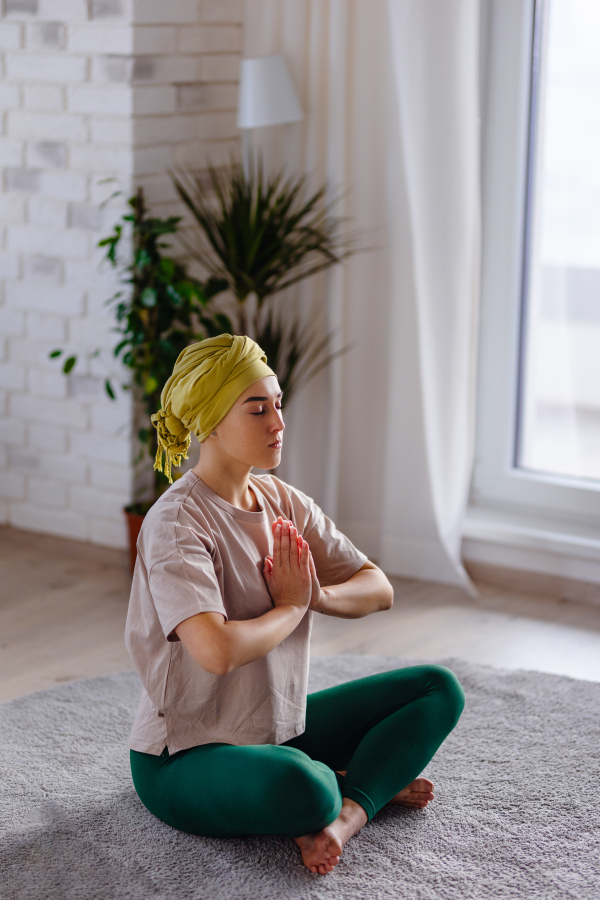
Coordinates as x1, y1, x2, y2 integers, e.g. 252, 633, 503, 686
51, 186, 212, 571
170, 158, 363, 406
50, 165, 364, 569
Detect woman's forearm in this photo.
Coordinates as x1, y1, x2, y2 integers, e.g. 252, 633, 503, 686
220, 604, 307, 672
313, 566, 393, 619
177, 603, 307, 676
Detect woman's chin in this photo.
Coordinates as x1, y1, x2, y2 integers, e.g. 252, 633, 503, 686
256, 449, 282, 470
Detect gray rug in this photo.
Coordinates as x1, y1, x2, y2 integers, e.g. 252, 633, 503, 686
1, 655, 599, 900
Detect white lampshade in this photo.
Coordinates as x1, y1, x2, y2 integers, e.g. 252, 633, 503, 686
237, 55, 303, 129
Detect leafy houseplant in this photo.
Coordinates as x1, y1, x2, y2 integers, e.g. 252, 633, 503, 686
50, 167, 363, 567
51, 187, 210, 568
171, 159, 362, 407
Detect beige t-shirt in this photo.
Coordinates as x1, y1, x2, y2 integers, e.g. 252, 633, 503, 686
124, 470, 369, 756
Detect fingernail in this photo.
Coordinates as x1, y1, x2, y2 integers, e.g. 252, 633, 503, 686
275, 524, 281, 532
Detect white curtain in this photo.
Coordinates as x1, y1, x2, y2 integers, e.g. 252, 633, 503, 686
244, 0, 481, 593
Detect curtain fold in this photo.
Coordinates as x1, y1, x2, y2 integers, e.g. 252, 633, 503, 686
244, 0, 481, 592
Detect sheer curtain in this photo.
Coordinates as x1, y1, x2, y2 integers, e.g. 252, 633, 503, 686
244, 0, 481, 592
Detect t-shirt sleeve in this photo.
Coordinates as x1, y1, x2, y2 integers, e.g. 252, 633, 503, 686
286, 483, 370, 587
148, 542, 227, 643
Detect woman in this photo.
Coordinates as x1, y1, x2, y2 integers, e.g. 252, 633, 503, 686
125, 334, 465, 876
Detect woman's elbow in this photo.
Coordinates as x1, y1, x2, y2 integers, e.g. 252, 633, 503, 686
198, 650, 235, 677
205, 661, 233, 677
380, 579, 394, 611
183, 638, 236, 676
177, 615, 237, 676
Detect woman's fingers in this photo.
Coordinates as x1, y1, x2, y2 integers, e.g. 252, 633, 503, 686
280, 520, 290, 571
288, 524, 300, 572
299, 537, 310, 575
272, 522, 282, 567
271, 517, 304, 572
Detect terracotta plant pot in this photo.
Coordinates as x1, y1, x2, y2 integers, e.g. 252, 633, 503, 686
124, 508, 146, 575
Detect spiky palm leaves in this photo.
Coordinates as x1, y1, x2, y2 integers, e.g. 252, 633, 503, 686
170, 159, 358, 405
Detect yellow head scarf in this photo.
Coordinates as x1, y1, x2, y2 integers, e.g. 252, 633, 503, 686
151, 334, 276, 483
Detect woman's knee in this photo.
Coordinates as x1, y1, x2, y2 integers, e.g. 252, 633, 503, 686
280, 752, 341, 835
421, 664, 466, 724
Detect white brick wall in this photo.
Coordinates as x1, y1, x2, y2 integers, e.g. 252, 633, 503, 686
0, 0, 243, 548
131, 0, 242, 215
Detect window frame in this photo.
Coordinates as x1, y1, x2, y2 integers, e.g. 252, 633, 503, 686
464, 0, 600, 581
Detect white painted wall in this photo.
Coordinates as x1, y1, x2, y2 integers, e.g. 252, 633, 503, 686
0, 0, 242, 547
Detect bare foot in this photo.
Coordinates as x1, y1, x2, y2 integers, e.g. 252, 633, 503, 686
387, 777, 435, 808
335, 773, 435, 809
293, 798, 367, 875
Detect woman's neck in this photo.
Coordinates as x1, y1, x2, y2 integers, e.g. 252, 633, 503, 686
192, 455, 259, 512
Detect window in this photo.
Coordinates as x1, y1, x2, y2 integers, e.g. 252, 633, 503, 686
517, 0, 600, 483
463, 0, 600, 584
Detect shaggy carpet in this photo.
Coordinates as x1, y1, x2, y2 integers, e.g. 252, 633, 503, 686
1, 654, 599, 900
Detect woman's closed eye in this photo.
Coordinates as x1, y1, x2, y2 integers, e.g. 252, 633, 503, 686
252, 406, 282, 416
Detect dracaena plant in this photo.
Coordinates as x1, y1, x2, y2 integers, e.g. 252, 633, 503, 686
170, 158, 362, 407
50, 186, 210, 510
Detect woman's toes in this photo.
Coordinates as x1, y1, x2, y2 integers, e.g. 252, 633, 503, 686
295, 825, 345, 875
317, 858, 338, 875
387, 776, 435, 807
412, 777, 434, 792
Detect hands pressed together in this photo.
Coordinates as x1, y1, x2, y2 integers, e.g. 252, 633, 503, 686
262, 517, 323, 613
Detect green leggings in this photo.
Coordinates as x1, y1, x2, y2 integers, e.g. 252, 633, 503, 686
130, 664, 465, 839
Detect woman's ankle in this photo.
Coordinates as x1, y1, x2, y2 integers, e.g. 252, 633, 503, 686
337, 797, 368, 836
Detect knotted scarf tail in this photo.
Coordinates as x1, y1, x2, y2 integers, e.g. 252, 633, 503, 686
153, 434, 191, 484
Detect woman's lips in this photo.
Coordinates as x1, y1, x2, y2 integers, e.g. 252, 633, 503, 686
269, 440, 282, 448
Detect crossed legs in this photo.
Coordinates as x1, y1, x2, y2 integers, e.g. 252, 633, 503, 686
130, 664, 465, 874
283, 664, 465, 872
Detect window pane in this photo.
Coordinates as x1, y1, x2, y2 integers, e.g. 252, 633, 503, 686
517, 0, 600, 482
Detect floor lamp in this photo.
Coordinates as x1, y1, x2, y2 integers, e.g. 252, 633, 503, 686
237, 55, 303, 174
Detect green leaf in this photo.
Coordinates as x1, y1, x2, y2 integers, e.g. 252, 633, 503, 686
63, 356, 76, 374
144, 375, 159, 395
140, 287, 157, 307
165, 284, 182, 304
159, 258, 176, 279
113, 338, 130, 357
49, 349, 62, 358
99, 189, 123, 209
135, 249, 151, 270
105, 379, 116, 400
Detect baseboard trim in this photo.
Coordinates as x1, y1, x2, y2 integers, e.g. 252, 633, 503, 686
463, 558, 600, 606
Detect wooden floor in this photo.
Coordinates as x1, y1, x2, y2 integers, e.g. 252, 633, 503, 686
2, 524, 600, 702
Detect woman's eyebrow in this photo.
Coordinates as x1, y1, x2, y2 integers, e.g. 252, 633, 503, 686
242, 392, 283, 404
